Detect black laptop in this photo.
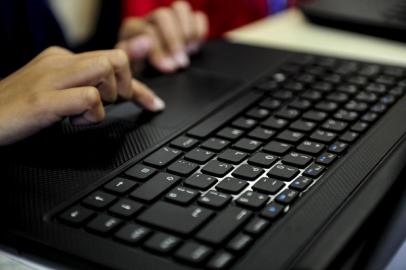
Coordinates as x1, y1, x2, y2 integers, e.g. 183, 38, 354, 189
1, 40, 406, 270
301, 0, 406, 42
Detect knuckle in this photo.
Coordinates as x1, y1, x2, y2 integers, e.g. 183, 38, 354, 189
83, 87, 101, 108
153, 7, 172, 19
112, 49, 129, 67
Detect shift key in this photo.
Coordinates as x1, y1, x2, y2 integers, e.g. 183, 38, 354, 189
138, 201, 214, 236
130, 173, 180, 202
196, 206, 252, 245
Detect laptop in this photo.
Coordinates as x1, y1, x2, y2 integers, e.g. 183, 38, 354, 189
1, 40, 406, 269
301, 0, 406, 42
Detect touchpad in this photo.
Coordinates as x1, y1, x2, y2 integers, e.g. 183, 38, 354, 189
104, 69, 242, 129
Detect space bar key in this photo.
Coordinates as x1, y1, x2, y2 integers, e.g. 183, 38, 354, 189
137, 201, 214, 236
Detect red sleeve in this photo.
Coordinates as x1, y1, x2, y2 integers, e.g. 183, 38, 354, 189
122, 0, 268, 38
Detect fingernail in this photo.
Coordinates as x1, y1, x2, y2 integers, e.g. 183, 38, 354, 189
186, 42, 200, 54
128, 36, 152, 58
173, 51, 190, 67
150, 95, 166, 111
159, 57, 177, 72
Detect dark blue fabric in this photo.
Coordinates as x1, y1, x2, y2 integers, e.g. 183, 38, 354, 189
0, 0, 67, 77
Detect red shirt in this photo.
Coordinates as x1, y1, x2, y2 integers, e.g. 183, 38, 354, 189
122, 0, 269, 38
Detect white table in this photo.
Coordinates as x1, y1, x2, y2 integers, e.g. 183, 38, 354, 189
227, 8, 406, 66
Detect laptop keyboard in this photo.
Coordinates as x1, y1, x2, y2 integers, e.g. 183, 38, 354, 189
56, 55, 405, 269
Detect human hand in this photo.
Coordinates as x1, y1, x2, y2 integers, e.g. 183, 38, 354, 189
0, 47, 165, 145
116, 0, 209, 73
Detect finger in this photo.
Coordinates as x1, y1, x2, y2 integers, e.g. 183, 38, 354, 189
116, 34, 152, 62
49, 86, 106, 125
189, 11, 209, 53
172, 1, 195, 42
144, 25, 178, 73
97, 71, 118, 103
119, 18, 148, 40
131, 79, 165, 112
150, 7, 189, 67
60, 50, 133, 102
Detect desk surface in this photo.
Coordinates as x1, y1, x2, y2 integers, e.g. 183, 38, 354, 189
227, 8, 406, 66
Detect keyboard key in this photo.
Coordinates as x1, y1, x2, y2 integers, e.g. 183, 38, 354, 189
275, 189, 299, 205
104, 178, 137, 194
267, 164, 299, 181
334, 110, 359, 122
175, 242, 212, 264
202, 138, 230, 152
263, 141, 292, 155
345, 100, 368, 112
252, 177, 285, 195
170, 136, 199, 150
206, 251, 234, 270
196, 206, 252, 245
288, 99, 312, 110
271, 90, 293, 100
248, 127, 275, 141
316, 152, 337, 165
315, 101, 338, 112
276, 130, 305, 144
297, 140, 325, 155
246, 107, 270, 120
59, 206, 94, 226
322, 119, 348, 133
235, 191, 269, 210
218, 149, 248, 165
184, 173, 218, 190
290, 176, 313, 191
232, 164, 264, 181
232, 117, 257, 130
303, 110, 327, 122
202, 160, 234, 177
328, 142, 348, 154
248, 152, 278, 168
144, 233, 181, 254
301, 90, 322, 101
244, 218, 270, 235
310, 130, 337, 143
109, 199, 143, 218
262, 117, 289, 130
226, 233, 253, 253
167, 159, 199, 177
86, 214, 122, 235
259, 98, 281, 110
290, 120, 316, 132
340, 131, 359, 143
217, 127, 244, 141
130, 173, 180, 202
351, 121, 369, 133
125, 164, 156, 181
82, 191, 116, 209
165, 186, 199, 205
216, 177, 248, 194
282, 152, 312, 168
144, 147, 182, 168
261, 202, 284, 220
184, 148, 215, 164
233, 138, 262, 153
186, 92, 261, 139
326, 92, 349, 103
138, 201, 213, 236
114, 224, 151, 245
303, 164, 325, 178
198, 190, 231, 209
275, 108, 300, 120
361, 112, 378, 123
